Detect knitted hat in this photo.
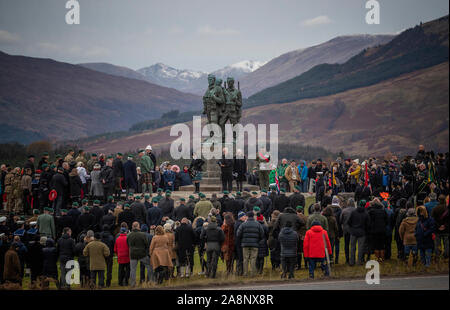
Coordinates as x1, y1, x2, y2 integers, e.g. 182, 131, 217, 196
238, 211, 245, 219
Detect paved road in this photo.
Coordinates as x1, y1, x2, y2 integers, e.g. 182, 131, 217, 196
201, 275, 449, 290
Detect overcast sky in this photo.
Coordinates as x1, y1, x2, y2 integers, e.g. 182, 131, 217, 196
0, 0, 448, 72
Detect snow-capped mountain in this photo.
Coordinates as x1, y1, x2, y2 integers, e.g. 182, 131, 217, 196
137, 60, 264, 95
211, 60, 267, 80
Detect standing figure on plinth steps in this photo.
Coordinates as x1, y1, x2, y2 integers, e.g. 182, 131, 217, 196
220, 77, 243, 139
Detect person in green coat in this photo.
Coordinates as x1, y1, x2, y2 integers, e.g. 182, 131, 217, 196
277, 159, 289, 191
306, 203, 329, 231
37, 207, 55, 239
138, 148, 154, 194
193, 193, 214, 219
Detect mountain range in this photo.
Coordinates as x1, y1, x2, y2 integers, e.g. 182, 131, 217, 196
246, 15, 449, 108
240, 34, 395, 97
0, 52, 201, 143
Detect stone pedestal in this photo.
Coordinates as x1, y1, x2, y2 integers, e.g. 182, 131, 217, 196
179, 142, 259, 192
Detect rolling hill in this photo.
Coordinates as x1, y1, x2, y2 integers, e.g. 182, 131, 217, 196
245, 15, 449, 107
0, 52, 201, 143
239, 34, 395, 97
78, 62, 147, 81
80, 62, 449, 156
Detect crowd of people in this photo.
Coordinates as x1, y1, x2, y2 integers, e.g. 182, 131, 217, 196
0, 144, 448, 289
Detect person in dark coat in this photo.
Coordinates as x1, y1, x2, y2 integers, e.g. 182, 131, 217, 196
200, 217, 224, 278
278, 221, 298, 279
24, 155, 36, 177
347, 200, 370, 266
57, 227, 75, 288
256, 215, 269, 274
218, 149, 233, 192
69, 168, 82, 205
233, 152, 247, 192
130, 196, 147, 225
415, 206, 436, 267
179, 166, 192, 187
117, 204, 136, 230
42, 238, 58, 282
259, 191, 272, 219
274, 207, 305, 234
90, 201, 105, 232
56, 208, 74, 239
50, 167, 68, 216
236, 211, 264, 276
123, 156, 138, 196
273, 189, 290, 212
25, 234, 43, 288
175, 218, 196, 277
100, 209, 116, 234
232, 193, 245, 218
112, 153, 124, 199
367, 200, 388, 261
99, 159, 115, 204
76, 207, 96, 236
244, 192, 264, 213
158, 193, 175, 219
100, 224, 115, 287
173, 198, 193, 222
74, 233, 89, 288
147, 199, 163, 228
289, 186, 306, 210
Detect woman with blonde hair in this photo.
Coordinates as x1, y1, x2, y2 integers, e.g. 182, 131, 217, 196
415, 206, 436, 267
164, 223, 177, 277
150, 225, 173, 284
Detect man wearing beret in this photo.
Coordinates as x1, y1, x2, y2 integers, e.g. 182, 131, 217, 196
86, 153, 98, 173
138, 149, 154, 195
194, 193, 214, 219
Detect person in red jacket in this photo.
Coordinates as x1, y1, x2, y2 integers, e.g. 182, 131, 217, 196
304, 220, 332, 279
114, 227, 130, 286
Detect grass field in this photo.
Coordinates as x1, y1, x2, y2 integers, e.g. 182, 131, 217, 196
19, 196, 449, 290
